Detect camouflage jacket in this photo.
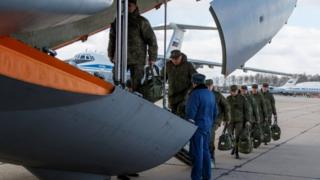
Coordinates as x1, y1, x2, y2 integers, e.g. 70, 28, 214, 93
262, 90, 277, 117
244, 94, 260, 123
227, 94, 250, 123
251, 92, 268, 122
213, 90, 231, 126
108, 8, 158, 65
163, 54, 197, 105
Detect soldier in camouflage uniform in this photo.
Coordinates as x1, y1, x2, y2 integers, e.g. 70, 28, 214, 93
206, 79, 230, 162
227, 85, 250, 159
251, 84, 268, 125
108, 0, 158, 93
162, 50, 197, 118
251, 84, 268, 142
261, 83, 277, 126
240, 85, 259, 126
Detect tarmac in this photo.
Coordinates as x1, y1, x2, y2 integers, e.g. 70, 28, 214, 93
1, 95, 320, 180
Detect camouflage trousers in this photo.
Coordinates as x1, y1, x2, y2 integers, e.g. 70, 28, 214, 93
267, 115, 272, 126
170, 101, 186, 119
113, 64, 144, 93
209, 123, 220, 158
229, 122, 244, 148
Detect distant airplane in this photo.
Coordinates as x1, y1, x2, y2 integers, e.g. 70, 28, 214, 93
271, 78, 320, 96
0, 0, 297, 179
66, 52, 114, 82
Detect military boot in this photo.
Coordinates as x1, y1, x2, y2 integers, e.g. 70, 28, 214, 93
235, 147, 240, 159
230, 147, 235, 155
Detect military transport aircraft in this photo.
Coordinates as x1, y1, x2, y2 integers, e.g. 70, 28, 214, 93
0, 0, 297, 179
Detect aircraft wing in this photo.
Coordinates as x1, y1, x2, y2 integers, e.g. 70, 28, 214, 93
209, 0, 297, 75
187, 58, 293, 76
153, 23, 217, 31
3, 0, 169, 49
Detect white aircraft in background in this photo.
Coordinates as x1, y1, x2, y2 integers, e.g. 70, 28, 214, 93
67, 52, 114, 81
271, 78, 320, 96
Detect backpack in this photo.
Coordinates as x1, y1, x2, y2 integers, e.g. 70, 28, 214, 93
262, 122, 272, 143
238, 127, 253, 154
218, 125, 233, 151
140, 65, 163, 102
251, 123, 262, 148
271, 121, 281, 141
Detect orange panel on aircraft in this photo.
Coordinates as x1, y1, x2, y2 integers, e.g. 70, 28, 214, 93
0, 36, 114, 95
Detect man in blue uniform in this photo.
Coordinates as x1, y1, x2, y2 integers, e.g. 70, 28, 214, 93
186, 74, 217, 180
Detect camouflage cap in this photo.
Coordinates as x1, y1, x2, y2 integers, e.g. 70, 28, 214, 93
241, 85, 248, 90
170, 50, 182, 59
252, 84, 258, 89
230, 85, 238, 92
263, 83, 269, 87
129, 0, 137, 4
205, 79, 214, 86
192, 73, 206, 84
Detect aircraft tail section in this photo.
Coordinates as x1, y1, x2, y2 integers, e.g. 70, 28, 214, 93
283, 78, 299, 87
154, 23, 217, 59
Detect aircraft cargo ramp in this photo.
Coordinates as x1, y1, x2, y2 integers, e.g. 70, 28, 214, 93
0, 37, 197, 179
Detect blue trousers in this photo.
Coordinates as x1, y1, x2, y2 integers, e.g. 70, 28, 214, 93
190, 129, 212, 180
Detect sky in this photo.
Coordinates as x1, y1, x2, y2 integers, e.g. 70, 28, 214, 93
57, 0, 320, 78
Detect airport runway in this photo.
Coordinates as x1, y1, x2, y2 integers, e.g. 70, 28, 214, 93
1, 95, 320, 180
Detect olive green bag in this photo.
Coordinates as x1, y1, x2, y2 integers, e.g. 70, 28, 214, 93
218, 124, 233, 151
251, 123, 262, 148
238, 127, 253, 154
271, 121, 281, 141
141, 65, 163, 102
262, 122, 272, 143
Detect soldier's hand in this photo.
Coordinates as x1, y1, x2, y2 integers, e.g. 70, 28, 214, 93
245, 121, 251, 128
148, 59, 155, 65
111, 58, 115, 64
274, 115, 278, 124
187, 119, 195, 124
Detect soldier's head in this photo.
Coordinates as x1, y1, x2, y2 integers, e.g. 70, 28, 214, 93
170, 50, 183, 65
262, 83, 269, 92
252, 84, 258, 94
128, 0, 138, 13
205, 79, 214, 91
240, 85, 248, 95
192, 73, 206, 88
230, 85, 238, 96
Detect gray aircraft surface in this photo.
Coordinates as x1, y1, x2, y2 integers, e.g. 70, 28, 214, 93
0, 0, 297, 179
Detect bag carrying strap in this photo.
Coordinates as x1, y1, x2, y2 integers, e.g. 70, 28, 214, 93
222, 122, 229, 135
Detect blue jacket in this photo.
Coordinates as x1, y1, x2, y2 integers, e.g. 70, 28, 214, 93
186, 84, 217, 132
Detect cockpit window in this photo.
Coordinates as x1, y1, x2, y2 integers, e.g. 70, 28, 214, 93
73, 54, 95, 64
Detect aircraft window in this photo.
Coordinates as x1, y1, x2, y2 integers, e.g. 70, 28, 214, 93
80, 55, 85, 59
86, 56, 90, 60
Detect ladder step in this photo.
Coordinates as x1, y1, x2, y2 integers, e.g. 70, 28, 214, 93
174, 148, 192, 166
